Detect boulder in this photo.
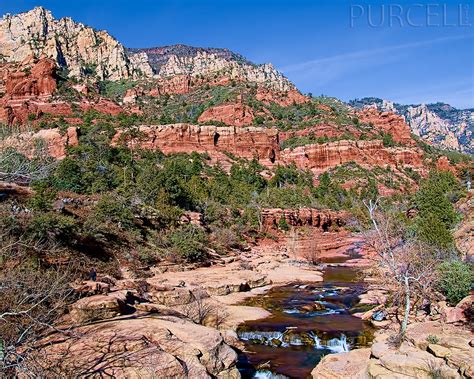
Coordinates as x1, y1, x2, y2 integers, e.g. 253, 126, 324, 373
36, 316, 239, 377
149, 288, 195, 306
311, 348, 370, 378
456, 295, 474, 310
69, 294, 125, 323
442, 306, 467, 324
74, 281, 110, 295
427, 344, 452, 358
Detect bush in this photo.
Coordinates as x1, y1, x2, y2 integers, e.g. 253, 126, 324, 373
278, 217, 290, 231
28, 213, 76, 241
382, 132, 395, 147
29, 181, 57, 211
93, 194, 135, 229
53, 157, 83, 192
168, 225, 208, 263
437, 261, 473, 305
426, 335, 440, 344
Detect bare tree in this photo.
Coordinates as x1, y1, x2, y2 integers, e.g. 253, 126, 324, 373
0, 143, 55, 184
363, 199, 444, 338
180, 293, 228, 327
0, 211, 79, 376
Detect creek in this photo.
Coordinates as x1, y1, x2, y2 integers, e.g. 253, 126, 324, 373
236, 255, 375, 378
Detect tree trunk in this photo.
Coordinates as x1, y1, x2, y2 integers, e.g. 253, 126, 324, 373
400, 275, 410, 337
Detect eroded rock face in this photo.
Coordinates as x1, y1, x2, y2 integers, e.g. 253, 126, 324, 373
405, 103, 465, 152
255, 87, 309, 107
5, 57, 57, 99
351, 98, 474, 155
111, 124, 279, 164
262, 208, 348, 231
280, 140, 424, 173
37, 316, 239, 378
132, 45, 294, 91
357, 107, 414, 144
0, 126, 78, 159
0, 7, 145, 80
198, 101, 255, 127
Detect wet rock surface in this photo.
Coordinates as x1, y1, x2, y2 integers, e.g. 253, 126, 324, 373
236, 260, 375, 378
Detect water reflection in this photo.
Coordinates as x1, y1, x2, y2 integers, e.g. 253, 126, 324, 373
237, 261, 374, 378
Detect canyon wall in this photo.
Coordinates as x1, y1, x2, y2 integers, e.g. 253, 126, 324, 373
280, 140, 424, 173
111, 124, 280, 165
261, 208, 349, 231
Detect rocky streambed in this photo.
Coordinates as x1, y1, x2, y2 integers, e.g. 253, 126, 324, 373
236, 258, 375, 378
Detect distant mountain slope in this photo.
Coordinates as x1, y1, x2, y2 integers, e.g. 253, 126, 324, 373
350, 98, 474, 155
127, 44, 252, 71
127, 44, 293, 91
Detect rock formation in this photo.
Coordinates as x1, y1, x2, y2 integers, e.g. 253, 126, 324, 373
256, 87, 309, 107
5, 57, 57, 98
198, 99, 255, 127
0, 7, 143, 80
111, 124, 279, 165
356, 107, 414, 145
37, 316, 239, 378
280, 139, 424, 173
0, 126, 78, 159
312, 320, 474, 378
129, 44, 294, 91
351, 98, 474, 155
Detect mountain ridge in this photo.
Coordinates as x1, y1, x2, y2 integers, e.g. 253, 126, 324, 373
0, 7, 292, 90
350, 97, 474, 155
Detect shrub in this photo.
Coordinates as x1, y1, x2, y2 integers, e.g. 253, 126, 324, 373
53, 157, 83, 192
278, 216, 290, 231
382, 132, 395, 147
426, 335, 440, 344
28, 212, 76, 241
29, 181, 57, 211
93, 194, 135, 229
437, 261, 473, 305
168, 225, 208, 263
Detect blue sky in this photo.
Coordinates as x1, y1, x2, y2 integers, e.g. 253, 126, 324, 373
1, 0, 473, 108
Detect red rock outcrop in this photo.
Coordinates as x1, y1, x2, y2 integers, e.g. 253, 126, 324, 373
280, 140, 423, 174
357, 107, 414, 144
256, 87, 309, 107
280, 123, 362, 141
0, 126, 79, 159
80, 98, 124, 116
111, 124, 279, 165
155, 74, 191, 95
198, 97, 255, 126
5, 57, 57, 99
262, 208, 349, 231
435, 156, 456, 173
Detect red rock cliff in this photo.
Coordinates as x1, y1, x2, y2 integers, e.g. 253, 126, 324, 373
262, 208, 349, 231
357, 107, 414, 145
111, 124, 279, 165
280, 140, 423, 174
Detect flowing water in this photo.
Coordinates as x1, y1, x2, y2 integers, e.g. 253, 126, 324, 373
236, 256, 375, 378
